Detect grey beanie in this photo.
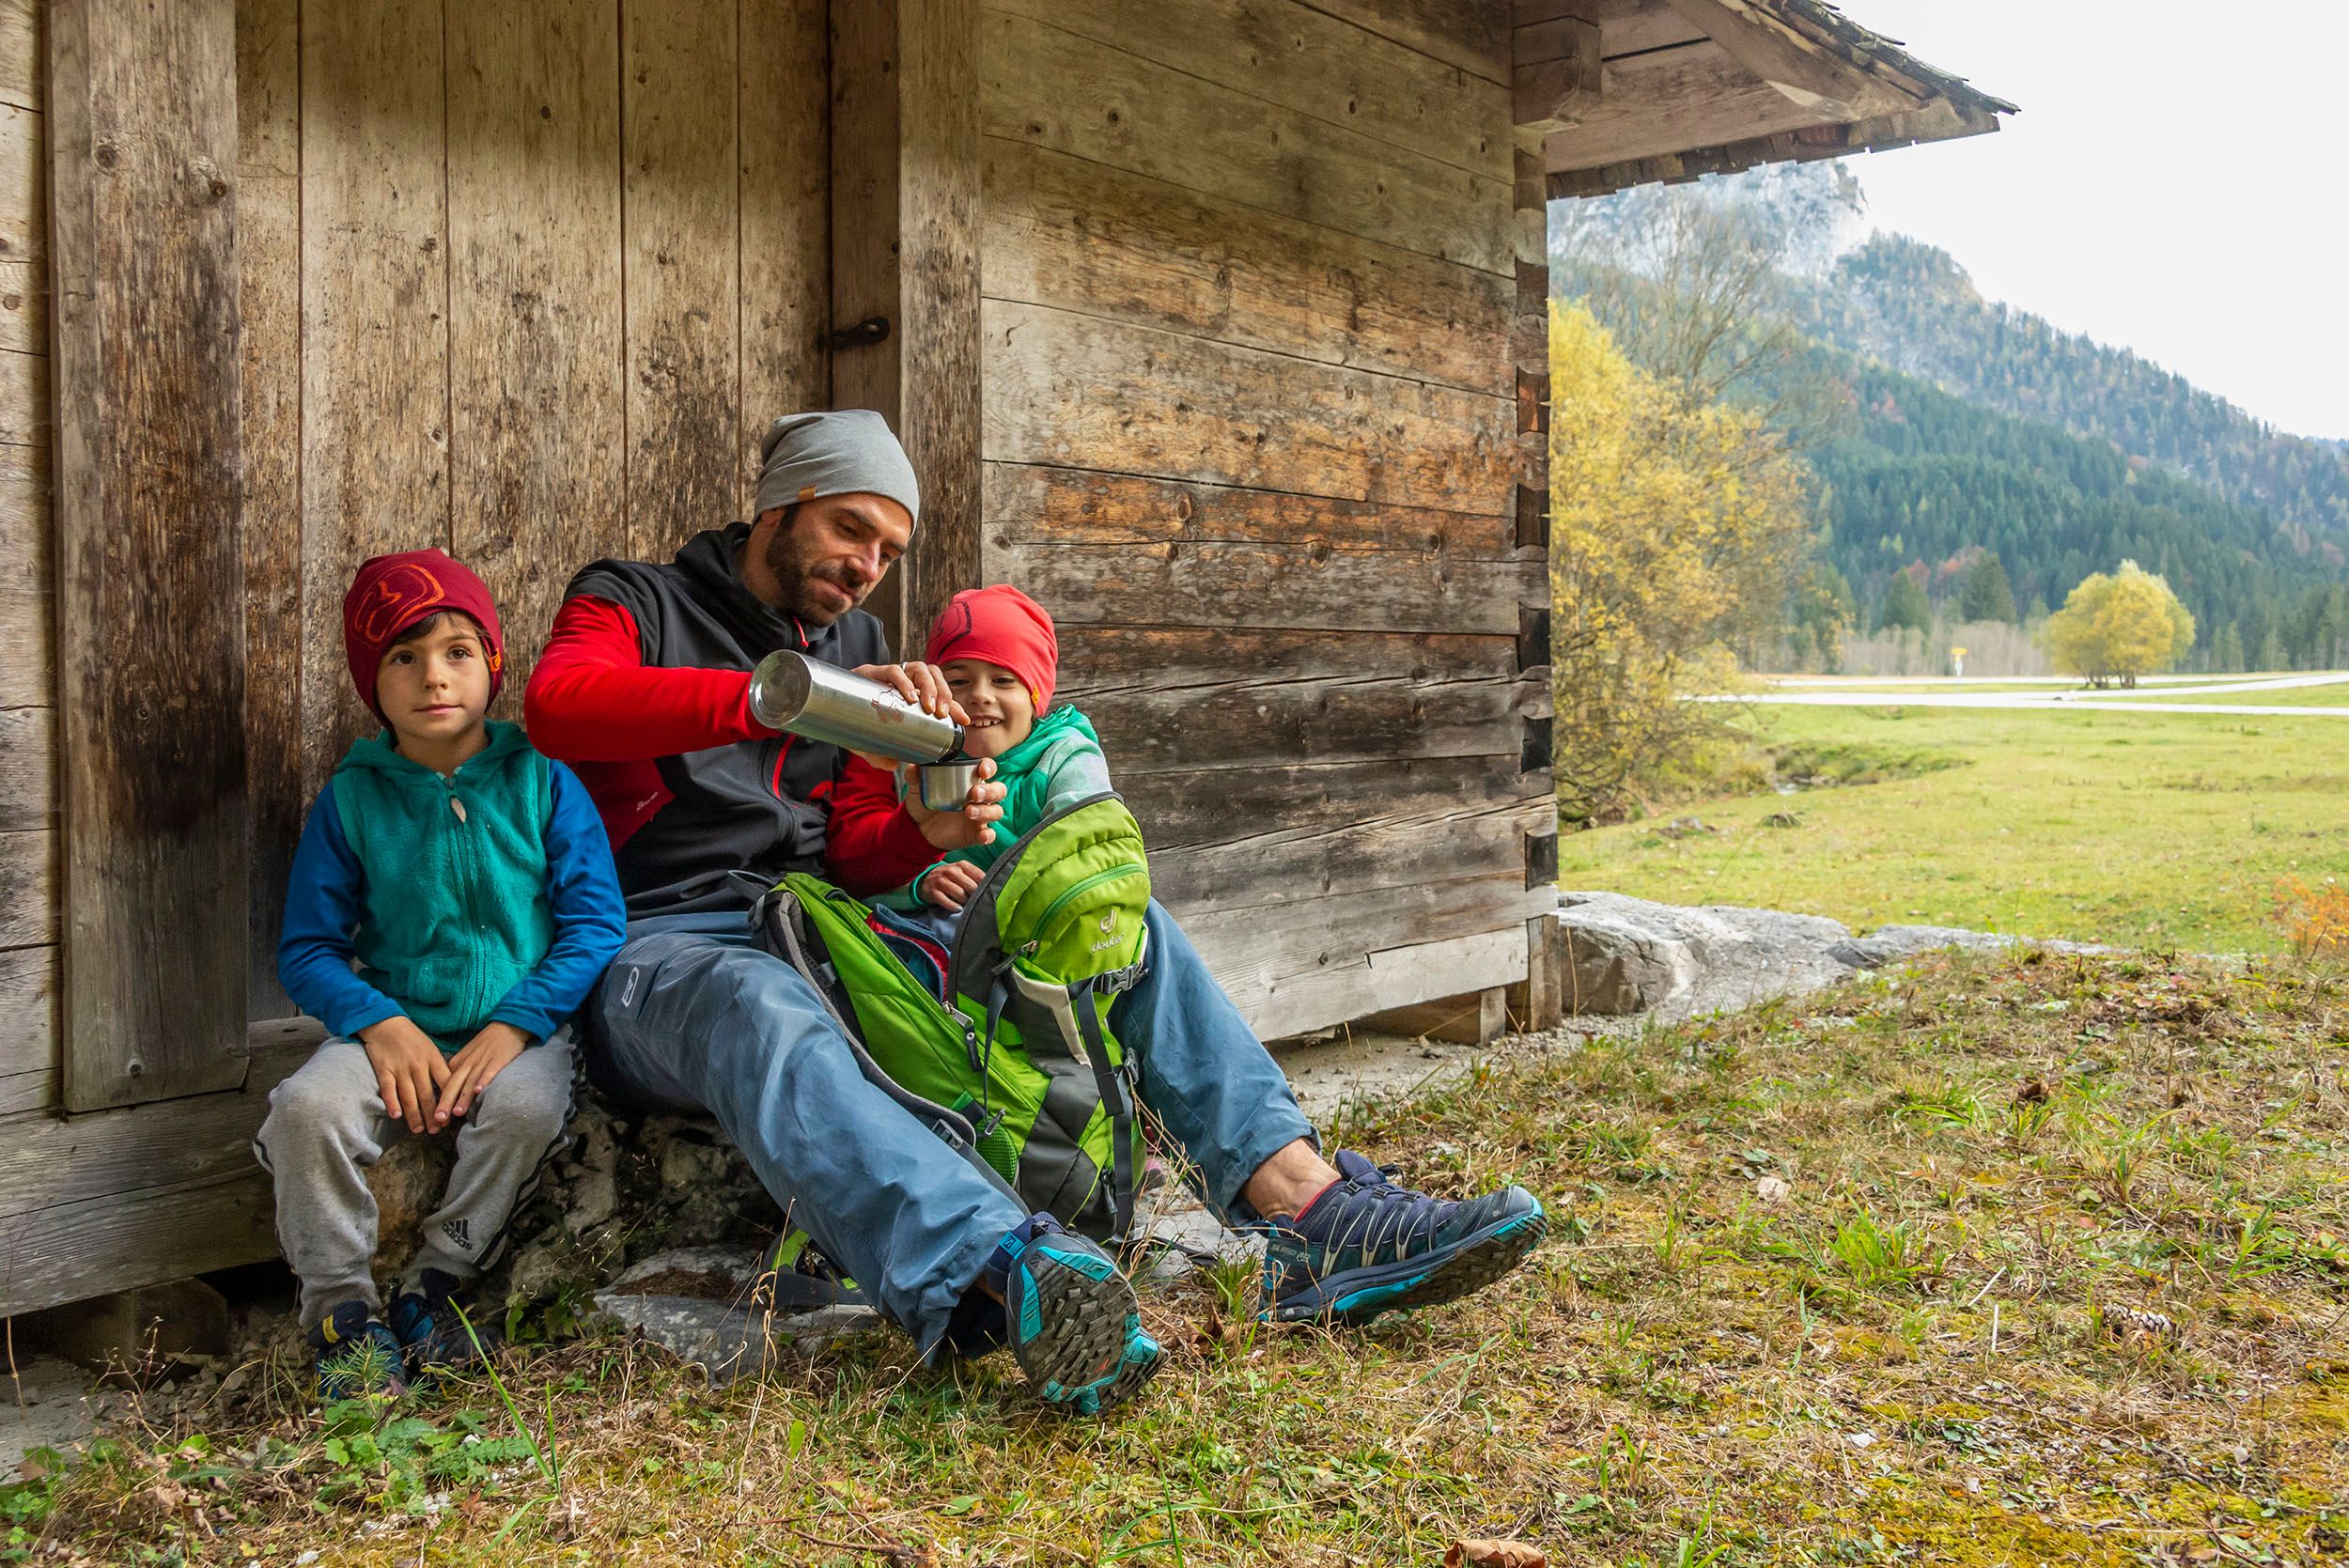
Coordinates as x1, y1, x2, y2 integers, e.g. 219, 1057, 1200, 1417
755, 409, 921, 525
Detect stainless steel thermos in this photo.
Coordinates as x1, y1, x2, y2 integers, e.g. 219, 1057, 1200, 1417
746, 649, 967, 767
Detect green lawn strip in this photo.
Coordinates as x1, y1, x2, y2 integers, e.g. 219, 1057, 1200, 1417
14, 955, 2345, 1566
2089, 680, 2349, 708
1561, 704, 2349, 953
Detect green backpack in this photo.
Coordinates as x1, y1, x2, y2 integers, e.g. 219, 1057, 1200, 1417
755, 792, 1154, 1242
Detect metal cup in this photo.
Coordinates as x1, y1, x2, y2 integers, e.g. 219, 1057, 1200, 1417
916, 758, 983, 812
746, 649, 964, 765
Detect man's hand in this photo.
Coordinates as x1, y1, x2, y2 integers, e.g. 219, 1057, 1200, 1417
904, 755, 1005, 850
920, 860, 988, 911
845, 661, 971, 770
438, 1022, 532, 1123
359, 1016, 453, 1134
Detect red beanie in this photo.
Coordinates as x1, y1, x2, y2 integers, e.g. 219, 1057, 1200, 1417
924, 585, 1059, 711
342, 549, 506, 722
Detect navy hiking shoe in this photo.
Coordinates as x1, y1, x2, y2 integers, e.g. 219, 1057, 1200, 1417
988, 1215, 1163, 1416
386, 1268, 496, 1385
311, 1300, 409, 1402
1260, 1151, 1547, 1325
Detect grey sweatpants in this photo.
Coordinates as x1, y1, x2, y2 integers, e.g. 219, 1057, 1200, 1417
254, 1032, 576, 1327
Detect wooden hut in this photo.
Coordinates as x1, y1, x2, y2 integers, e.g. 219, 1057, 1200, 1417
0, 0, 2009, 1315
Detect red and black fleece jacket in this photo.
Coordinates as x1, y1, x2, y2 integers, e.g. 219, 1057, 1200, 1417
523, 521, 940, 917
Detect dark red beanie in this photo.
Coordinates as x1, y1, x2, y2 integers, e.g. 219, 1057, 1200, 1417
342, 549, 506, 722
924, 585, 1059, 711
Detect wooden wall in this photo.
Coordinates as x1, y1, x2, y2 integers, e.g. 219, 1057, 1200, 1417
1, 0, 56, 1130
0, 0, 832, 1318
976, 0, 1553, 1038
240, 0, 832, 1015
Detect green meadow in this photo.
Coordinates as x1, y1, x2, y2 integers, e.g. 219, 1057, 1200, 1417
1558, 694, 2349, 954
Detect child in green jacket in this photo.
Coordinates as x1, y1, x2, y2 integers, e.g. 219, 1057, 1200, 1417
826, 585, 1107, 913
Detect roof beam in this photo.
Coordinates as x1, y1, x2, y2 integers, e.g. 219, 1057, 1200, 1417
1659, 0, 1914, 119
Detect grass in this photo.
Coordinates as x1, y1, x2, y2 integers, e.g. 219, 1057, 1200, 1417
10, 952, 2347, 1565
2095, 681, 2349, 708
1561, 702, 2349, 953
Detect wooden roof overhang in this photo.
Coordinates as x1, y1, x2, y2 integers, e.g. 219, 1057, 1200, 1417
1516, 0, 2015, 198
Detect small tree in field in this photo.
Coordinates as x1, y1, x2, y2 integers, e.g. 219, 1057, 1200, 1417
2046, 561, 2195, 688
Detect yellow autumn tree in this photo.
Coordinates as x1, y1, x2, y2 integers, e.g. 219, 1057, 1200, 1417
1549, 301, 1812, 822
2045, 560, 2195, 688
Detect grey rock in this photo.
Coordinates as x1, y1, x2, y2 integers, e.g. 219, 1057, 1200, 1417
563, 1169, 618, 1234
1131, 1190, 1262, 1284
593, 1245, 883, 1385
1552, 893, 1854, 1018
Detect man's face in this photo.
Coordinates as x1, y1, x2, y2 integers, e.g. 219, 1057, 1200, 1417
754, 493, 912, 625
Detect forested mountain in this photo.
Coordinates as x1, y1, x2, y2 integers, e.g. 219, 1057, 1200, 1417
1802, 237, 2349, 545
1810, 350, 2349, 669
1550, 163, 2349, 670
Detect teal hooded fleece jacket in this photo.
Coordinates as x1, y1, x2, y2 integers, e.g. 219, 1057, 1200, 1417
277, 721, 626, 1052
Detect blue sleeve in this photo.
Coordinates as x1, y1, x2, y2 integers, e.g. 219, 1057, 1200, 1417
277, 787, 406, 1042
490, 760, 629, 1043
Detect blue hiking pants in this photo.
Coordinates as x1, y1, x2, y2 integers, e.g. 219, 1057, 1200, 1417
586, 900, 1316, 1354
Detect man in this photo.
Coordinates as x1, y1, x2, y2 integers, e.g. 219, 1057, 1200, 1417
526, 410, 1545, 1415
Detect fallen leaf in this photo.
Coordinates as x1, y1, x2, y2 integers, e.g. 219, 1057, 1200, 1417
1446, 1540, 1547, 1567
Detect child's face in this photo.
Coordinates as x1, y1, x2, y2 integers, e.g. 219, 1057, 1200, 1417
941, 658, 1035, 759
376, 613, 493, 751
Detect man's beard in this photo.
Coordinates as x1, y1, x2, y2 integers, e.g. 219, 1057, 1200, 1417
762, 527, 873, 626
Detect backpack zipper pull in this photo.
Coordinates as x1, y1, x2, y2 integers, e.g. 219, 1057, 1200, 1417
962, 1019, 983, 1074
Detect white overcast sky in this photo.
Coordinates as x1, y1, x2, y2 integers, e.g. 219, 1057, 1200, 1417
1829, 0, 2349, 441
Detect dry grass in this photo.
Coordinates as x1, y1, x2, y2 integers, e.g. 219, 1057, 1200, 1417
9, 951, 2347, 1566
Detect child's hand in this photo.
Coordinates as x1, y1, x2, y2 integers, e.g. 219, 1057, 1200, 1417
908, 756, 1004, 850
438, 1022, 532, 1123
921, 861, 987, 911
359, 1016, 452, 1134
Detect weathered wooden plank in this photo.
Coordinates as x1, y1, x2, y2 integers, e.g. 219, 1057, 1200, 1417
0, 1067, 48, 1117
1659, 0, 1907, 119
0, 260, 41, 353
49, 0, 248, 1110
0, 345, 43, 446
1066, 629, 1538, 774
983, 302, 1515, 515
0, 1172, 278, 1318
979, 144, 1511, 400
1129, 753, 1532, 851
0, 1047, 303, 1221
237, 0, 301, 1020
1518, 0, 1704, 62
0, 828, 53, 949
988, 0, 1507, 179
0, 103, 39, 263
1299, 0, 1509, 85
980, 10, 1512, 276
0, 441, 51, 707
1159, 802, 1537, 922
738, 0, 832, 520
999, 538, 1541, 636
1245, 923, 1530, 1042
624, 0, 740, 560
1543, 39, 1825, 174
832, 0, 982, 646
445, 0, 625, 694
0, 939, 52, 1102
986, 463, 1516, 560
300, 0, 451, 791
1190, 871, 1541, 1014
0, 0, 39, 111
0, 705, 51, 833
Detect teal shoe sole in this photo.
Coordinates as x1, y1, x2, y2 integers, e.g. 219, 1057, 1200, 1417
1267, 1203, 1548, 1327
1009, 1241, 1164, 1416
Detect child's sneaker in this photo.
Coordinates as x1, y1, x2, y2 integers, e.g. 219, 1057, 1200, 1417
1259, 1151, 1546, 1326
311, 1300, 409, 1401
986, 1214, 1162, 1416
386, 1269, 496, 1386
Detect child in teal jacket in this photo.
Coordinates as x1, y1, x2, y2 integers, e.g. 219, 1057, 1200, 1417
257, 550, 625, 1401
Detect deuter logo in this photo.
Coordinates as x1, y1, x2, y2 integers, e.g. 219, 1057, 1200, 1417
1097, 911, 1116, 935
